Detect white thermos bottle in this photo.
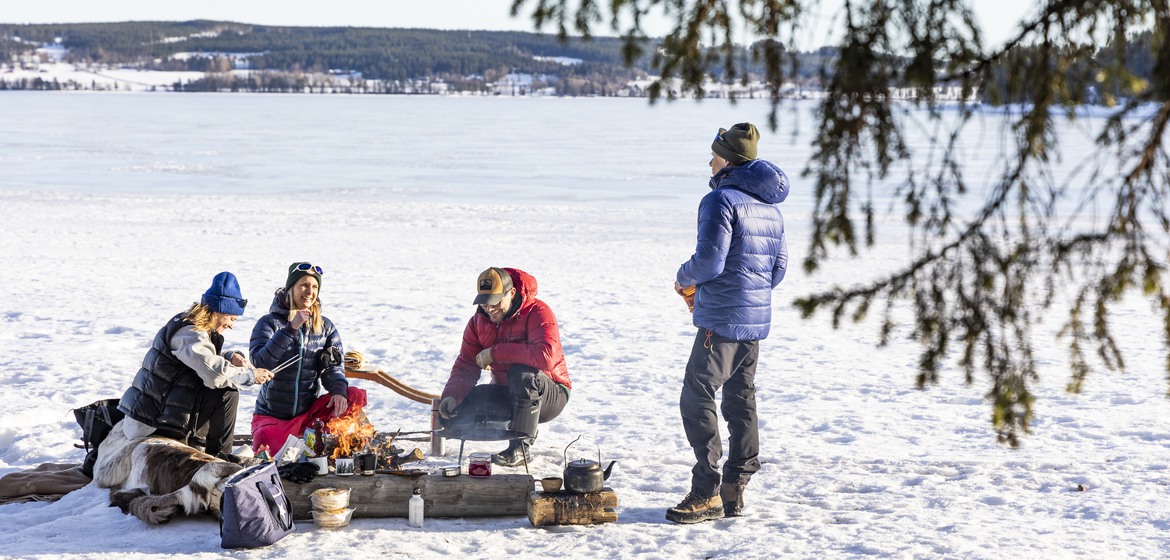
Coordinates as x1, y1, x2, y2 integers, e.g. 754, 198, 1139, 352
408, 487, 424, 528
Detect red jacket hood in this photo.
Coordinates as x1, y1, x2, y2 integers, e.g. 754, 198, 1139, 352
503, 267, 537, 312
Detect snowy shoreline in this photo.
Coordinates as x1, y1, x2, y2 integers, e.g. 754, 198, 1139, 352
1, 189, 1167, 559
4, 66, 1162, 121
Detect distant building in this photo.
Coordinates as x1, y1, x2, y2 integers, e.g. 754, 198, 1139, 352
533, 55, 582, 66
888, 83, 979, 103
35, 41, 67, 63
493, 73, 534, 96
329, 69, 363, 80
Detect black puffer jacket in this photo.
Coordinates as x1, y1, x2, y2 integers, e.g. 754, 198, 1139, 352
118, 312, 222, 437
249, 290, 346, 419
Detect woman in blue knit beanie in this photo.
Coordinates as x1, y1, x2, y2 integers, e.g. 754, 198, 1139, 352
115, 271, 273, 461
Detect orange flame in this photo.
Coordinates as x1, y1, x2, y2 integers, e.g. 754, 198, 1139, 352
326, 410, 375, 458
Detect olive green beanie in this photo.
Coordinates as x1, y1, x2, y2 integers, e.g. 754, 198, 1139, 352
711, 122, 760, 164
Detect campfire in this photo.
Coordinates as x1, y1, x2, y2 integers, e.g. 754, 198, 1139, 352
326, 411, 376, 458
321, 410, 424, 471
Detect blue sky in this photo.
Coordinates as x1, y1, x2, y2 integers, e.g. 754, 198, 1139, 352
3, 0, 1033, 49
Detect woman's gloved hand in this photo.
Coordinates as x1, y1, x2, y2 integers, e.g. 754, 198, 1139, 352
277, 461, 319, 484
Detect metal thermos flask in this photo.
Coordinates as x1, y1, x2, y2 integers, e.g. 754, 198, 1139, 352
408, 488, 424, 528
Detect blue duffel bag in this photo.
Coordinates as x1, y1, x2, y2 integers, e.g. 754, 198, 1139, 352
220, 462, 295, 548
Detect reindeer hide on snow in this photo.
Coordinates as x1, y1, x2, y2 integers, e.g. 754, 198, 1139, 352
93, 422, 243, 524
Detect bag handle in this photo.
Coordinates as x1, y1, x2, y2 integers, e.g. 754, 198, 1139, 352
81, 409, 98, 452
74, 398, 123, 452
81, 403, 116, 452
256, 477, 294, 532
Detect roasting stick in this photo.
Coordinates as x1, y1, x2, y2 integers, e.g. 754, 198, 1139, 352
267, 355, 301, 376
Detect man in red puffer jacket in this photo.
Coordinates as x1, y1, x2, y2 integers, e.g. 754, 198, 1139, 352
437, 267, 571, 466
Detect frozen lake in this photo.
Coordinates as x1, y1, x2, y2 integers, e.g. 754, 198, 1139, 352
0, 91, 1124, 216
2, 92, 788, 209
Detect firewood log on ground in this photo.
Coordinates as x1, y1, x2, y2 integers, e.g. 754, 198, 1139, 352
527, 487, 619, 526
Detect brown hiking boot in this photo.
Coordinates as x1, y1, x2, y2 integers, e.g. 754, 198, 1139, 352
720, 482, 746, 517
665, 492, 724, 524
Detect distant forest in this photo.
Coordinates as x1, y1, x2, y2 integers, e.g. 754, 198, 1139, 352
0, 20, 1158, 102
2, 21, 635, 78
0, 20, 827, 94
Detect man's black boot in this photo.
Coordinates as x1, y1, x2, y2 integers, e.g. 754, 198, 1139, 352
506, 399, 540, 438
492, 437, 533, 467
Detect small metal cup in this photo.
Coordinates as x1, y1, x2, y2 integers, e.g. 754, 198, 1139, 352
356, 452, 377, 475
540, 477, 563, 492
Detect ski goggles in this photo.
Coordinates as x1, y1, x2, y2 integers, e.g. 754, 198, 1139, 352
293, 262, 325, 275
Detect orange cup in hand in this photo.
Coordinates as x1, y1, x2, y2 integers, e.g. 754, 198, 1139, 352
680, 285, 696, 312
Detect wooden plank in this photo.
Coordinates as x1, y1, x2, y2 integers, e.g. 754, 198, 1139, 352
284, 473, 534, 519
344, 369, 439, 404
527, 487, 619, 526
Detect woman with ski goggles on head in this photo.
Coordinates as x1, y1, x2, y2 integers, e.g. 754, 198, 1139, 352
248, 262, 367, 454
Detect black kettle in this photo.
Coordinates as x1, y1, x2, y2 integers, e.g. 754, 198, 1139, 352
562, 435, 616, 494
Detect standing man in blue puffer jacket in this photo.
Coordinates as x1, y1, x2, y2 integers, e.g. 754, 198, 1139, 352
666, 122, 789, 524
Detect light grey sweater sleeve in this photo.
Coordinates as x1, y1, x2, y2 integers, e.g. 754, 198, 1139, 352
170, 325, 255, 389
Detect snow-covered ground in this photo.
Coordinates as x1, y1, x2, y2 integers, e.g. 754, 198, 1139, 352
1, 185, 1167, 559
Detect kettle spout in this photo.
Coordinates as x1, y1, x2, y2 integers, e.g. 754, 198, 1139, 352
602, 460, 617, 481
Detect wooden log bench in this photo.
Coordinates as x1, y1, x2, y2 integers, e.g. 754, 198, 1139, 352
284, 473, 534, 520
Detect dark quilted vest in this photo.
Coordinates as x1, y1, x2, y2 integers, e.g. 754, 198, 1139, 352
118, 312, 224, 437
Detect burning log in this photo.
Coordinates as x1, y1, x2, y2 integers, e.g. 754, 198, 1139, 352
318, 417, 426, 472
366, 432, 424, 471
326, 410, 377, 458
